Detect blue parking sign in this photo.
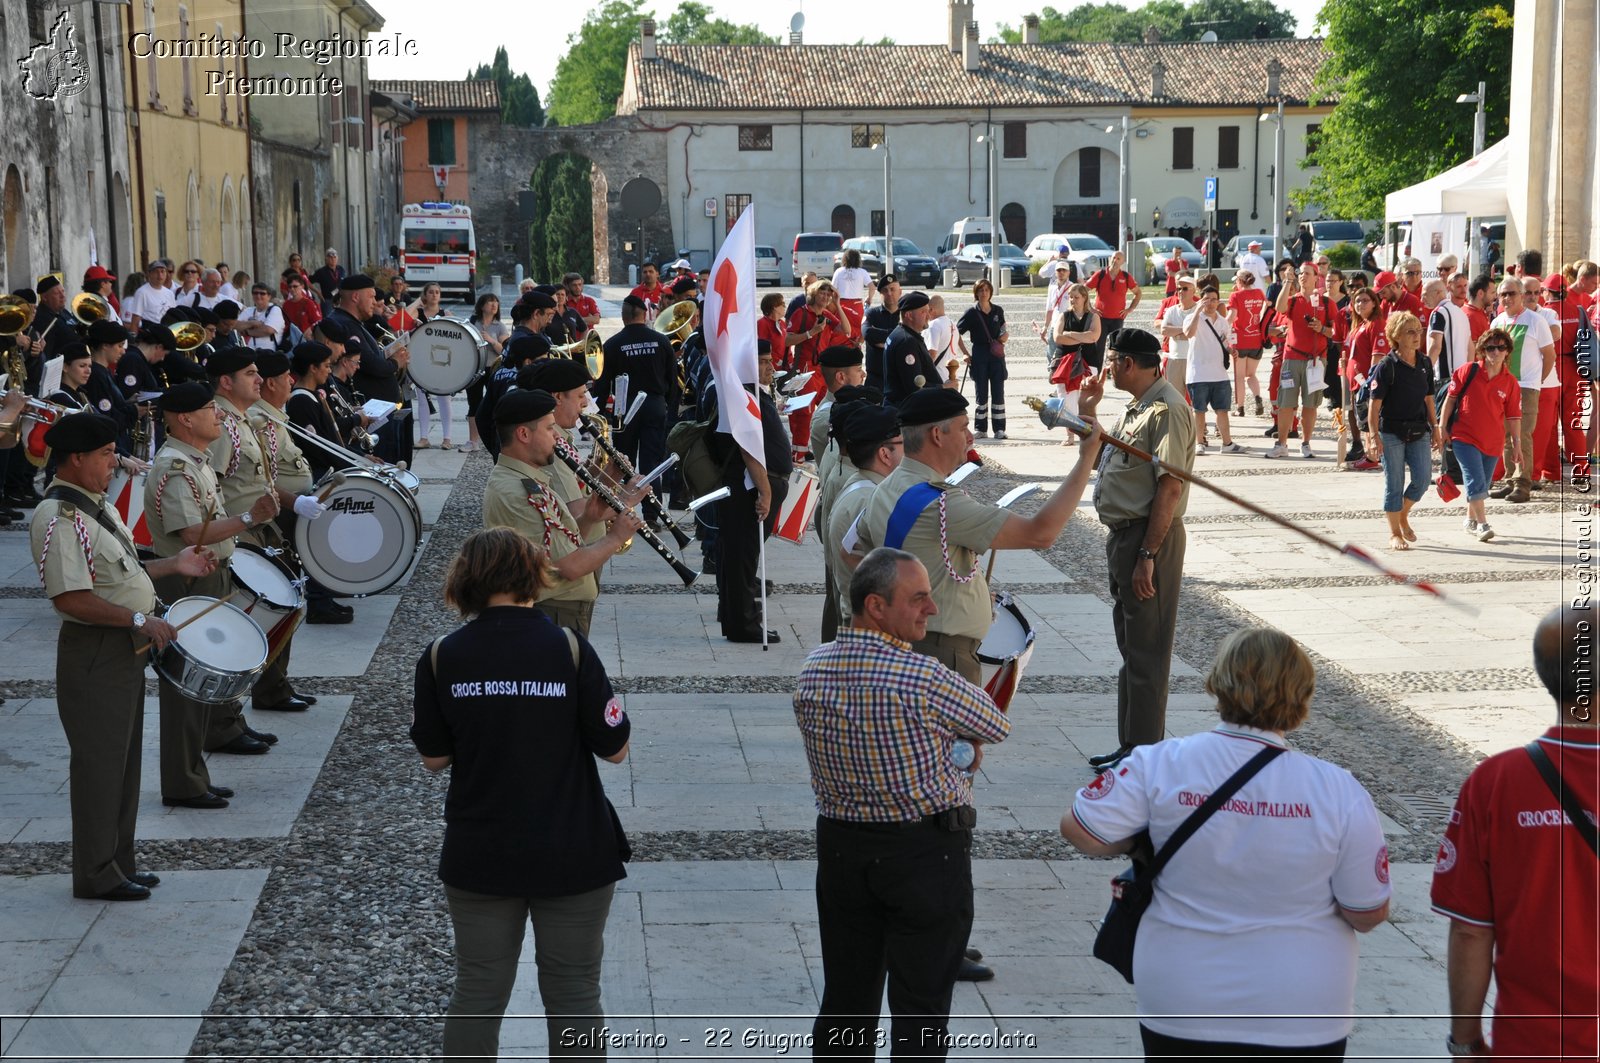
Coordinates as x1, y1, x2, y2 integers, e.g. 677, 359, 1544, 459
1203, 176, 1218, 211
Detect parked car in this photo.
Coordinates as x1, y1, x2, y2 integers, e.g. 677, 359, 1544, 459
952, 243, 1033, 286
754, 245, 782, 286
1025, 232, 1117, 280
1309, 220, 1366, 258
1136, 237, 1204, 280
792, 232, 844, 282
1223, 234, 1279, 267
833, 237, 940, 288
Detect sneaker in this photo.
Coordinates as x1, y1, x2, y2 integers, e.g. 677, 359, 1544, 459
1463, 516, 1478, 534
1220, 442, 1245, 454
1253, 397, 1265, 417
1196, 441, 1211, 455
1301, 444, 1315, 459
993, 430, 1007, 440
1476, 523, 1496, 542
1351, 458, 1382, 471
1264, 443, 1289, 459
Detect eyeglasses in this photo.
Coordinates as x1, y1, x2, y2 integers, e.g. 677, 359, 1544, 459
1403, 269, 1421, 276
1497, 290, 1520, 297
181, 268, 198, 275
1482, 343, 1510, 352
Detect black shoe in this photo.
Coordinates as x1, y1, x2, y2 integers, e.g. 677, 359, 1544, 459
955, 957, 995, 982
162, 791, 229, 809
129, 871, 161, 889
1488, 481, 1513, 499
5, 490, 42, 507
764, 579, 776, 596
307, 605, 354, 624
241, 725, 278, 745
290, 692, 318, 706
701, 559, 719, 576
212, 734, 270, 755
726, 629, 782, 644
255, 696, 311, 712
1262, 423, 1278, 436
1, 507, 22, 520
965, 946, 984, 962
1287, 429, 1300, 439
1087, 744, 1132, 768
96, 880, 152, 901
207, 784, 234, 798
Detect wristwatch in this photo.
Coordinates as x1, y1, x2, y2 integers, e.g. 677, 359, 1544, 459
131, 612, 147, 630
1446, 1036, 1486, 1055
240, 510, 254, 527
1136, 547, 1158, 561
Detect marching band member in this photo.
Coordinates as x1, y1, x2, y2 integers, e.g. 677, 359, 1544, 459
83, 319, 142, 457
117, 322, 176, 403
806, 347, 867, 643
32, 412, 214, 898
519, 357, 605, 548
475, 326, 552, 460
823, 403, 904, 628
326, 274, 411, 467
482, 388, 642, 637
286, 342, 350, 478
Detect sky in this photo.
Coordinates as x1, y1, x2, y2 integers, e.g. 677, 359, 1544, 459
367, 0, 1327, 104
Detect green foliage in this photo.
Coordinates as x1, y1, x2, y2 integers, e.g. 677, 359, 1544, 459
528, 155, 595, 283
1325, 243, 1360, 270
469, 46, 544, 128
1297, 1, 1513, 219
995, 0, 1297, 43
546, 0, 646, 126
663, 1, 778, 44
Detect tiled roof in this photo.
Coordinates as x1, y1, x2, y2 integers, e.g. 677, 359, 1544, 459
371, 79, 500, 113
622, 39, 1327, 112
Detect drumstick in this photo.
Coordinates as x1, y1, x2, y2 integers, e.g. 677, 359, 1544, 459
316, 472, 348, 502
135, 590, 239, 656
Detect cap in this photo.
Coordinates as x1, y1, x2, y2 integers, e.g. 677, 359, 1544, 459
83, 265, 116, 283
494, 387, 556, 426
521, 357, 591, 393
818, 345, 863, 369
840, 404, 900, 448
136, 322, 176, 350
897, 291, 931, 312
160, 381, 215, 414
505, 333, 551, 365
1106, 327, 1163, 364
1176, 274, 1197, 288
86, 318, 133, 347
1058, 244, 1069, 253
35, 275, 61, 295
1053, 259, 1072, 272
212, 299, 241, 320
205, 348, 255, 376
315, 318, 350, 345
1544, 273, 1567, 295
339, 274, 375, 292
897, 387, 969, 426
1247, 240, 1262, 249
1374, 270, 1399, 290
145, 258, 168, 271
43, 412, 118, 454
254, 350, 291, 378
519, 291, 557, 311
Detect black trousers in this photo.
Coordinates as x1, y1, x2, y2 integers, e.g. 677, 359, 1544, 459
715, 472, 787, 638
1140, 1026, 1347, 1060
616, 394, 668, 485
813, 815, 973, 1061
374, 410, 413, 468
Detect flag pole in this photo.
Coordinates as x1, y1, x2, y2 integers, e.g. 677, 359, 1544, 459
758, 519, 769, 650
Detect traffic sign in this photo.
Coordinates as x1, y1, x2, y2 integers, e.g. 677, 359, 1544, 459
1203, 176, 1218, 211
704, 197, 718, 217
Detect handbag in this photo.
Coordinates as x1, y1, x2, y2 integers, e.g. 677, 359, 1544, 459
1051, 349, 1089, 389
1092, 744, 1286, 984
974, 310, 1006, 359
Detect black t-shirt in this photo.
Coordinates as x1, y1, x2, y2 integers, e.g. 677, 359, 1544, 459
410, 606, 631, 897
1370, 352, 1434, 432
957, 303, 1007, 361
600, 322, 678, 400
718, 389, 794, 480
883, 325, 940, 405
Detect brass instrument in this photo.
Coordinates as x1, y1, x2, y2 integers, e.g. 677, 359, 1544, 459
19, 395, 83, 469
0, 293, 36, 393
318, 387, 375, 454
553, 446, 698, 586
580, 413, 691, 549
550, 331, 604, 378
70, 291, 115, 329
654, 300, 697, 348
171, 321, 208, 352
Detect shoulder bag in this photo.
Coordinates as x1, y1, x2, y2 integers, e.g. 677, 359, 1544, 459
1525, 741, 1600, 857
974, 309, 1006, 359
1441, 362, 1480, 434
1092, 744, 1285, 983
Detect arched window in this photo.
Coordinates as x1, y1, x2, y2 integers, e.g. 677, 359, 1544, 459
143, 0, 162, 109
236, 174, 250, 271
178, 5, 194, 116
1000, 202, 1027, 246
185, 173, 200, 261
830, 204, 856, 240
220, 178, 236, 267
3, 166, 30, 290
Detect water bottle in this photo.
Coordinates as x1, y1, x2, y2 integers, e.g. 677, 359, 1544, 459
951, 740, 976, 771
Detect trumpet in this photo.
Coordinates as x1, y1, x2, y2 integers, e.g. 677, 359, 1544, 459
579, 413, 692, 549
553, 446, 699, 586
551, 331, 605, 378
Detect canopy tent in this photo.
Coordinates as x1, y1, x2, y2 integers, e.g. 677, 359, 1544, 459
1384, 138, 1511, 221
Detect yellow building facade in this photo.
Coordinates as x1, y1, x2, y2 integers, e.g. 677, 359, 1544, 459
122, 0, 252, 273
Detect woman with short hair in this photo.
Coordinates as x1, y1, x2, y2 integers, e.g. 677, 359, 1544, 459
411, 527, 631, 1063
1366, 311, 1439, 550
956, 278, 1010, 439
1439, 327, 1524, 543
1061, 626, 1391, 1060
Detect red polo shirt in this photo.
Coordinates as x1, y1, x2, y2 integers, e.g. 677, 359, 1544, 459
1463, 303, 1492, 342
1446, 361, 1522, 455
1088, 269, 1139, 320
1280, 294, 1332, 361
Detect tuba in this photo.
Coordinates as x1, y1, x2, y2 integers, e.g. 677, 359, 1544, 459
70, 291, 115, 330
171, 321, 208, 352
0, 294, 36, 393
550, 331, 604, 379
654, 300, 697, 349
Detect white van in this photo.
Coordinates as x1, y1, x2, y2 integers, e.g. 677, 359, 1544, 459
792, 232, 844, 282
401, 202, 478, 302
936, 217, 994, 265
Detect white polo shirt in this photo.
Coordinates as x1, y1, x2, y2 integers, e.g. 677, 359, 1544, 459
831, 267, 873, 301
1072, 724, 1390, 1046
121, 282, 175, 326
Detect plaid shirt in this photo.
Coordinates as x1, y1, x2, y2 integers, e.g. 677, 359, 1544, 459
793, 627, 1011, 822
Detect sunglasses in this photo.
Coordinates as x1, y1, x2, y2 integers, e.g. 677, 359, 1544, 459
1403, 269, 1421, 275
1482, 343, 1509, 352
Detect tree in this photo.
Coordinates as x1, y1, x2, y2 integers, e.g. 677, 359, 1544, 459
546, 0, 646, 126
529, 154, 595, 282
995, 0, 1296, 43
663, 1, 777, 44
469, 46, 544, 128
1298, 0, 1512, 219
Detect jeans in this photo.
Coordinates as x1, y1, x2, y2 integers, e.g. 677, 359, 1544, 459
1379, 432, 1431, 512
442, 881, 617, 1063
1453, 440, 1495, 501
969, 357, 1007, 433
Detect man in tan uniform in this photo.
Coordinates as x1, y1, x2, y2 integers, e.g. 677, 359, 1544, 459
520, 357, 605, 547
33, 412, 214, 899
850, 388, 1099, 684
482, 388, 641, 636
824, 403, 903, 625
808, 347, 867, 642
146, 381, 282, 798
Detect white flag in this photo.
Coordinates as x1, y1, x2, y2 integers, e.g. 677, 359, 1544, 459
705, 205, 765, 469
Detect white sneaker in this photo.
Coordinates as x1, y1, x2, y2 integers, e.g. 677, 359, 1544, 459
1463, 517, 1477, 534
993, 430, 1007, 440
1196, 441, 1211, 455
1264, 443, 1289, 459
1301, 443, 1315, 459
1220, 442, 1245, 454
1476, 523, 1496, 542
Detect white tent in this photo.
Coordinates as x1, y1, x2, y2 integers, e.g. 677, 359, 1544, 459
1384, 138, 1511, 221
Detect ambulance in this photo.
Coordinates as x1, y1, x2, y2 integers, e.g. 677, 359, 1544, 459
400, 202, 477, 302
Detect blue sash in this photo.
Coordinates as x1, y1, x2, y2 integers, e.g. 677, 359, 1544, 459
883, 482, 944, 550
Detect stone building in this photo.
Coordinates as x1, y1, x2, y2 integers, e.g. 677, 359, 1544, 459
371, 79, 500, 208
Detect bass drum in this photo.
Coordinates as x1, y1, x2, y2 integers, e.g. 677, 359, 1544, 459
296, 469, 422, 597
407, 317, 485, 396
977, 592, 1036, 712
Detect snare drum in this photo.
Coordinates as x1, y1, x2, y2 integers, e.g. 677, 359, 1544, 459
381, 465, 421, 494
229, 542, 307, 664
407, 318, 486, 396
297, 469, 422, 596
154, 596, 269, 704
977, 592, 1036, 712
773, 468, 821, 545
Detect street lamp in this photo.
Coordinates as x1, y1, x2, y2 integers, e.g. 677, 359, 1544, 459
871, 140, 892, 282
1457, 82, 1487, 272
1106, 117, 1130, 264
1152, 207, 1163, 231
1259, 102, 1285, 265
975, 131, 999, 289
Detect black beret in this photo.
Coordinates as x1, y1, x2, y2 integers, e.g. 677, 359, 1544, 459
36, 275, 62, 295
255, 350, 291, 378
161, 305, 198, 325
832, 384, 883, 407
494, 387, 556, 426
818, 345, 863, 369
897, 291, 931, 312
193, 307, 220, 328
521, 357, 590, 393
519, 291, 557, 311
897, 387, 969, 426
291, 342, 333, 376
840, 404, 900, 447
86, 319, 133, 347
212, 300, 241, 320
340, 273, 376, 292
505, 333, 551, 366
59, 343, 92, 363
669, 276, 698, 295
160, 380, 214, 413
829, 399, 872, 445
621, 294, 648, 313
757, 339, 772, 357
315, 318, 350, 345
1106, 327, 1162, 364
136, 322, 176, 349
43, 412, 117, 453
533, 284, 559, 296
205, 348, 255, 376
11, 287, 37, 304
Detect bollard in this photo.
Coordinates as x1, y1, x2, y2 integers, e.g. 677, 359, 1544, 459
629, 263, 638, 287
490, 274, 502, 297
514, 264, 524, 288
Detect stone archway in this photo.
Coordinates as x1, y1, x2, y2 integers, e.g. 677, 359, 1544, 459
2, 166, 29, 291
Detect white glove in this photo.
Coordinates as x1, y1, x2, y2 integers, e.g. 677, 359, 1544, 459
293, 495, 327, 520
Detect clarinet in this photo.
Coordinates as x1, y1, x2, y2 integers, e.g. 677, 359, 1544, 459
578, 414, 692, 549
553, 447, 699, 586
